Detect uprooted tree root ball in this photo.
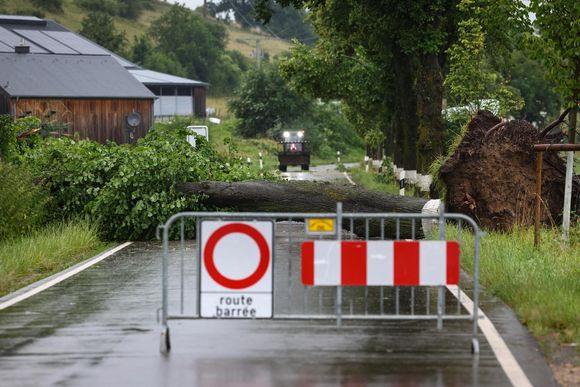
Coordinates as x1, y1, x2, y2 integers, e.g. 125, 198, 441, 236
439, 110, 579, 231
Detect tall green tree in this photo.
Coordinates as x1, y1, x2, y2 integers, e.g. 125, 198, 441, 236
149, 5, 242, 94
444, 0, 526, 117
228, 65, 312, 137
259, 0, 529, 172
79, 12, 128, 56
261, 1, 459, 171
528, 0, 579, 143
509, 50, 561, 125
31, 0, 63, 13
214, 0, 316, 44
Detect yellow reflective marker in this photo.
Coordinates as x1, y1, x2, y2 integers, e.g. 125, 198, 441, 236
307, 218, 335, 235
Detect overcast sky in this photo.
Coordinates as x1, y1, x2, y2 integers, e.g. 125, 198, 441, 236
167, 0, 205, 10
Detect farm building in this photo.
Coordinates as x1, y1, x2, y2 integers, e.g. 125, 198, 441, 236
0, 15, 207, 143
129, 69, 208, 119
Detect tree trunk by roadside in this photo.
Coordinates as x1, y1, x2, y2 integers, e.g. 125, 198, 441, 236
176, 181, 436, 239
392, 47, 418, 170
416, 53, 445, 174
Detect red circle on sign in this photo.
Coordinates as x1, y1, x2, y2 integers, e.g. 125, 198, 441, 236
204, 223, 270, 289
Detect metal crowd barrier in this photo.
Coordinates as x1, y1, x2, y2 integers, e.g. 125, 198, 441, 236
157, 203, 482, 354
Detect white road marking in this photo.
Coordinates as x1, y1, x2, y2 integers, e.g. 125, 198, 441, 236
343, 164, 529, 386
0, 242, 133, 311
447, 285, 533, 387
343, 171, 356, 185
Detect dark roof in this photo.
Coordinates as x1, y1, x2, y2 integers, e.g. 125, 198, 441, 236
0, 14, 207, 90
0, 15, 136, 68
0, 53, 154, 99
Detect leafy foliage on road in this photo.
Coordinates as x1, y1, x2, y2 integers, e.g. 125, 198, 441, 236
21, 119, 269, 240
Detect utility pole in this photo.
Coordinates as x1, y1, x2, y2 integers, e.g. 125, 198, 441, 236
255, 39, 261, 69
203, 0, 207, 17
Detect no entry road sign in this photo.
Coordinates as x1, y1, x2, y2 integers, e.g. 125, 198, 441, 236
200, 221, 273, 318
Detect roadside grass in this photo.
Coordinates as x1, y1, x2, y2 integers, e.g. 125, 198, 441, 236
351, 168, 579, 346
348, 167, 419, 196
209, 119, 280, 171
311, 148, 365, 166
0, 220, 110, 297
209, 119, 365, 171
226, 25, 292, 59
206, 96, 233, 120
447, 224, 580, 346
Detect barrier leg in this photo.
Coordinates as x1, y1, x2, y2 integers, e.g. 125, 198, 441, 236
437, 286, 444, 330
160, 326, 171, 353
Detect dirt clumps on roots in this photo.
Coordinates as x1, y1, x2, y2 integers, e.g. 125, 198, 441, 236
439, 110, 578, 231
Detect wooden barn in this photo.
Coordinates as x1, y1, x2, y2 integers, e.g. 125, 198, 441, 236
0, 51, 154, 143
0, 15, 208, 143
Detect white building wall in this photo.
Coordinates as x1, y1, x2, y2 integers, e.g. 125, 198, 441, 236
154, 96, 193, 117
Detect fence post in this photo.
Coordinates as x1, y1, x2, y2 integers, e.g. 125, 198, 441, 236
437, 203, 446, 329
534, 151, 543, 247
336, 202, 343, 327
562, 151, 574, 242
399, 170, 406, 196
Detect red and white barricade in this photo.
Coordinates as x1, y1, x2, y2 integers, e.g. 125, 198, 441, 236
301, 240, 460, 286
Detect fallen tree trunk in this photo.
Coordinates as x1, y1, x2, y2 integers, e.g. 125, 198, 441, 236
176, 181, 438, 239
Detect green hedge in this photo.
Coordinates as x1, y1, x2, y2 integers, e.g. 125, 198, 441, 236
22, 121, 270, 240
0, 163, 49, 240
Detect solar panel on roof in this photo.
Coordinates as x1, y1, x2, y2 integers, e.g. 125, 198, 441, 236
14, 30, 79, 54
0, 40, 11, 52
0, 27, 47, 53
43, 30, 107, 55
0, 15, 43, 22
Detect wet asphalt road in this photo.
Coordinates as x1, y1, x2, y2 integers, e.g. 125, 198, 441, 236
0, 241, 505, 387
0, 166, 556, 386
279, 163, 358, 182
0, 239, 555, 387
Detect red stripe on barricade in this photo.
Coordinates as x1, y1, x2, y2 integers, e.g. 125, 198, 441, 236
341, 241, 367, 285
446, 241, 460, 285
394, 241, 420, 286
301, 241, 314, 286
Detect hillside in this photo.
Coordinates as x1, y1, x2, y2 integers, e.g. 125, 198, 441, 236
2, 0, 292, 59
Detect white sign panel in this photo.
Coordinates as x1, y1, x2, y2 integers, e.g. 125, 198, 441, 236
200, 221, 273, 318
187, 125, 209, 148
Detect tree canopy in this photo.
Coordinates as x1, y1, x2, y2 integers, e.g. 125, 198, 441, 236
256, 0, 549, 172
127, 4, 249, 95
528, 0, 579, 142
228, 64, 311, 137
212, 0, 316, 44
79, 12, 127, 56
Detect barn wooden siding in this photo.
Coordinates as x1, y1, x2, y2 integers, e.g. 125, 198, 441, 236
193, 87, 206, 118
11, 98, 153, 144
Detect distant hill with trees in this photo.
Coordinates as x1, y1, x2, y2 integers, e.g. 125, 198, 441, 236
0, 0, 296, 95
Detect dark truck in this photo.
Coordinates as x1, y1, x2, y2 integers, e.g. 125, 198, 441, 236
277, 130, 310, 172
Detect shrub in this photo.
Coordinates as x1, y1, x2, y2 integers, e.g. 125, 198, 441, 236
22, 121, 267, 240
0, 163, 49, 240
91, 123, 265, 240
23, 138, 129, 219
0, 115, 15, 161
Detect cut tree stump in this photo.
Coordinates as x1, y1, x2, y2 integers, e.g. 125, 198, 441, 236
176, 180, 441, 239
